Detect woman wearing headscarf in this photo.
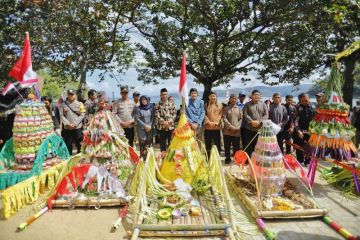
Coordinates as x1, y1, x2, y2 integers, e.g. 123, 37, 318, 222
135, 95, 155, 159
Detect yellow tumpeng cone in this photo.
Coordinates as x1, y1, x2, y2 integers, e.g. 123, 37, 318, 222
158, 113, 205, 185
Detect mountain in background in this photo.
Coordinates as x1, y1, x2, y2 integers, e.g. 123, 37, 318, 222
211, 83, 314, 98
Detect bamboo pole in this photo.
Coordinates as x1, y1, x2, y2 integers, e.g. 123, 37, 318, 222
205, 191, 217, 224
198, 193, 212, 224
138, 230, 225, 237
50, 199, 127, 208
213, 147, 237, 232
131, 151, 151, 228
323, 215, 357, 240
18, 207, 48, 231
133, 223, 231, 231
131, 213, 144, 240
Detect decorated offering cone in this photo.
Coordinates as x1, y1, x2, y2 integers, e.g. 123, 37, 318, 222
0, 100, 69, 190
12, 101, 56, 168
158, 113, 205, 185
48, 109, 137, 208
82, 110, 129, 166
227, 121, 326, 216
308, 65, 357, 161
249, 120, 286, 196
0, 100, 70, 217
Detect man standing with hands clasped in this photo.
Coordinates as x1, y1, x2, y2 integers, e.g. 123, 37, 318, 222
294, 93, 315, 166
242, 90, 268, 158
223, 94, 242, 164
60, 89, 86, 155
113, 86, 135, 147
155, 88, 177, 152
269, 93, 289, 153
186, 88, 205, 136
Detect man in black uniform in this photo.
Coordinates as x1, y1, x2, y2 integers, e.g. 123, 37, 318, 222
283, 95, 297, 154
293, 93, 315, 166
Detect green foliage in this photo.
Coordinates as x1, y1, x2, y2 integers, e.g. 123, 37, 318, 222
0, 0, 135, 96
310, 63, 360, 97
38, 70, 78, 99
124, 0, 334, 96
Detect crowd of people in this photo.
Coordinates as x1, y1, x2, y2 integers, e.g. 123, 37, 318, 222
8, 86, 359, 166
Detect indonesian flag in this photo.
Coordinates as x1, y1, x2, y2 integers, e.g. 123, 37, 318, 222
8, 32, 38, 86
178, 52, 188, 106
1, 82, 16, 96
20, 79, 38, 88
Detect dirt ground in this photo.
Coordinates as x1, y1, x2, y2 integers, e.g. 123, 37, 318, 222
1, 151, 360, 240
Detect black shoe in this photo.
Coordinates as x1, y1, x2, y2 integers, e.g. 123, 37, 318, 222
225, 159, 231, 165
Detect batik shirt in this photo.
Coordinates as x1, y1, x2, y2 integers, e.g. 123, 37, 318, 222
155, 100, 177, 130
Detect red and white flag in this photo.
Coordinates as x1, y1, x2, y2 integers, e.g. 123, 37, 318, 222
178, 52, 188, 106
8, 32, 38, 86
1, 82, 16, 96
20, 79, 38, 88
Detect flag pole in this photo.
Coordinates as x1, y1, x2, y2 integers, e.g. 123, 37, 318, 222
181, 97, 185, 113
13, 86, 25, 101
181, 50, 186, 113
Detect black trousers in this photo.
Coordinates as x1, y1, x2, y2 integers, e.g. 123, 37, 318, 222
158, 130, 173, 151
284, 130, 292, 154
204, 129, 221, 155
223, 134, 240, 164
139, 138, 153, 160
276, 131, 286, 154
293, 132, 310, 165
62, 128, 82, 155
241, 128, 258, 158
124, 128, 135, 147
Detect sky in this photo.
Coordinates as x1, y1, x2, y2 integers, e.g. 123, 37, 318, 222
82, 26, 351, 104
86, 66, 317, 100
86, 26, 319, 100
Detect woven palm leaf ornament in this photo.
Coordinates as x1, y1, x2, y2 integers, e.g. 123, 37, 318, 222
158, 113, 207, 185
248, 120, 287, 196
0, 100, 69, 190
308, 65, 357, 161
44, 109, 138, 210
234, 121, 313, 200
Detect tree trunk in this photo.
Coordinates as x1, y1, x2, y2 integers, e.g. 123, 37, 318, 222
342, 53, 357, 108
77, 61, 87, 102
202, 82, 213, 103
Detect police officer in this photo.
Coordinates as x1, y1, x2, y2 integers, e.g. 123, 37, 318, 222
294, 93, 315, 166
113, 86, 135, 147
60, 89, 86, 155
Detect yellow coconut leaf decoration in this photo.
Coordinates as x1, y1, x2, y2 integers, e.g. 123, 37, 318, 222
158, 113, 205, 185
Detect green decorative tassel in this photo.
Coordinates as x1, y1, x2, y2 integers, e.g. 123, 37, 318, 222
0, 135, 70, 190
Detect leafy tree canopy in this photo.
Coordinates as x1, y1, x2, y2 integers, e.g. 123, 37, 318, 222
124, 0, 335, 98
0, 0, 134, 99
